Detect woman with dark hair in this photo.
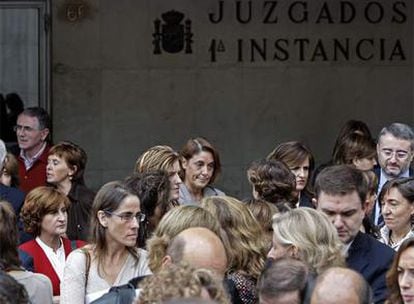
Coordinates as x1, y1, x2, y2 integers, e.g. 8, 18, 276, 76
361, 170, 381, 238
1, 153, 20, 187
47, 141, 95, 241
0, 270, 29, 304
60, 181, 151, 304
333, 133, 377, 171
379, 178, 414, 251
46, 141, 95, 241
18, 186, 85, 297
0, 200, 53, 303
333, 120, 373, 154
312, 119, 374, 186
125, 170, 172, 248
247, 159, 296, 209
179, 137, 224, 204
386, 237, 414, 304
267, 141, 315, 208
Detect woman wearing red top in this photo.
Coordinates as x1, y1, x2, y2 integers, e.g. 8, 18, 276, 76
18, 186, 85, 297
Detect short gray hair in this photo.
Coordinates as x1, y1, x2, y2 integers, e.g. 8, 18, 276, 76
0, 140, 6, 171
379, 123, 414, 150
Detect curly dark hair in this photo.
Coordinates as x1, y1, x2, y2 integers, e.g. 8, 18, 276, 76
247, 159, 296, 207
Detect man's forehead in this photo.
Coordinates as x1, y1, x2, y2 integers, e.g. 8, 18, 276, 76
317, 191, 361, 206
378, 133, 412, 148
17, 114, 40, 126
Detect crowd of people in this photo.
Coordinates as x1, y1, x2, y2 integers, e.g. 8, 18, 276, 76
1, 106, 414, 304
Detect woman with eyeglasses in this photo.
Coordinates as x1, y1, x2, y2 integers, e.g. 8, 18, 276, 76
18, 186, 86, 298
379, 177, 414, 251
60, 181, 151, 304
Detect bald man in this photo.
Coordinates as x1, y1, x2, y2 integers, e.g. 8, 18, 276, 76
161, 227, 228, 278
311, 267, 372, 304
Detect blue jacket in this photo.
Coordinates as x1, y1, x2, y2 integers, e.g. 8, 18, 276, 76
347, 232, 395, 304
0, 183, 25, 214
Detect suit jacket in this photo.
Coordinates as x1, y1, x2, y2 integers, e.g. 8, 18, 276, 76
346, 232, 395, 304
298, 191, 314, 208
0, 183, 25, 214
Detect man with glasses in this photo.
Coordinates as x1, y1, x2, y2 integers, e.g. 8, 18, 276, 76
15, 107, 50, 193
373, 123, 414, 226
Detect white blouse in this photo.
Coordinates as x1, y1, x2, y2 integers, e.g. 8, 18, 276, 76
60, 248, 151, 304
379, 225, 414, 251
35, 237, 66, 280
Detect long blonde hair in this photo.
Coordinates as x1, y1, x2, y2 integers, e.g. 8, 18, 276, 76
200, 196, 267, 279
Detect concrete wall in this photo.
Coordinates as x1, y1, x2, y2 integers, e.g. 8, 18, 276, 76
51, 0, 413, 197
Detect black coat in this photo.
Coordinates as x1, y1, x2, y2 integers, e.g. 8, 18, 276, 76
66, 183, 95, 241
347, 232, 395, 304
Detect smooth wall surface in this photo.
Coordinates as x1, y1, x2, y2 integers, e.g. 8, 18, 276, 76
52, 0, 413, 197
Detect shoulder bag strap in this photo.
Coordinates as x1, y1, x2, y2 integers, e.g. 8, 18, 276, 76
81, 248, 91, 289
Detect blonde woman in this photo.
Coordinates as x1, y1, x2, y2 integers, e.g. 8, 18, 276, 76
200, 196, 268, 304
245, 198, 279, 246
268, 207, 345, 275
146, 205, 222, 273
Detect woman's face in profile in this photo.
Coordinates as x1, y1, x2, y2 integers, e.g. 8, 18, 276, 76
46, 154, 75, 185
398, 246, 414, 303
267, 233, 295, 261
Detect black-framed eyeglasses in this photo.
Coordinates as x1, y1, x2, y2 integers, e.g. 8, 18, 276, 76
104, 210, 146, 223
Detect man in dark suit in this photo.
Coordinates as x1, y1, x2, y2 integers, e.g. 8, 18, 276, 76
314, 165, 394, 304
372, 123, 414, 226
0, 139, 25, 214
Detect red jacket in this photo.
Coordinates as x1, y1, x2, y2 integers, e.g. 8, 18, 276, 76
18, 145, 50, 193
19, 238, 86, 295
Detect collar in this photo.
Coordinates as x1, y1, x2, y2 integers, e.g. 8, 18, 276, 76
35, 236, 64, 254
380, 225, 414, 250
378, 168, 410, 193
20, 142, 47, 170
342, 239, 354, 257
